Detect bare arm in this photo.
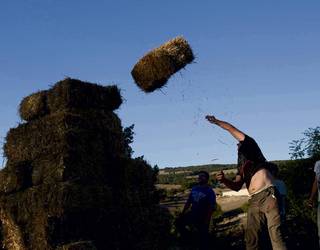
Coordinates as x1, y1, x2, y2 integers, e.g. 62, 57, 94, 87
308, 175, 318, 207
206, 115, 245, 142
182, 199, 191, 214
216, 171, 244, 191
204, 206, 214, 225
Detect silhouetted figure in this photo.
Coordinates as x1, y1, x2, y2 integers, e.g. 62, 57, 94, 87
176, 171, 216, 250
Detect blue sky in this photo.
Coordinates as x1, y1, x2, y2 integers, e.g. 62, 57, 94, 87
0, 0, 319, 168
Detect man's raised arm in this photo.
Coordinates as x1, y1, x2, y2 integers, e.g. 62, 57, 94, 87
206, 115, 245, 142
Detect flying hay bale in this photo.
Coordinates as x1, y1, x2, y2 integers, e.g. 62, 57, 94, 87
131, 36, 194, 92
19, 91, 48, 121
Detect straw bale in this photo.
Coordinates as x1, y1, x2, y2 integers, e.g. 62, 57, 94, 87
0, 162, 32, 194
0, 208, 26, 250
4, 110, 125, 185
56, 241, 97, 250
0, 155, 172, 250
18, 78, 122, 121
0, 182, 112, 250
1, 182, 112, 223
5, 110, 124, 164
131, 36, 194, 92
19, 91, 48, 121
1, 76, 173, 249
0, 168, 17, 194
46, 78, 122, 114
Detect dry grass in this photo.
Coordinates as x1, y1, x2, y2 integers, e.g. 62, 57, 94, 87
19, 91, 48, 121
156, 184, 182, 190
131, 36, 194, 92
56, 241, 97, 250
0, 209, 26, 250
19, 78, 122, 121
1, 78, 172, 249
4, 110, 124, 168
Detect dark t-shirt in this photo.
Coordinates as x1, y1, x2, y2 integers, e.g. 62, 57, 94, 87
237, 135, 266, 166
237, 135, 267, 187
187, 185, 216, 219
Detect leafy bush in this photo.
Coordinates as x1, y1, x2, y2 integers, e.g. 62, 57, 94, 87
278, 158, 318, 249
240, 202, 249, 213
289, 126, 320, 160
212, 204, 223, 220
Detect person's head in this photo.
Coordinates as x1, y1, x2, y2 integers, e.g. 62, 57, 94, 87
198, 171, 209, 184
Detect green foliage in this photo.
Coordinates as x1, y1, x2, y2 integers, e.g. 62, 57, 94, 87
157, 166, 238, 190
163, 163, 237, 173
123, 124, 135, 157
278, 158, 314, 197
211, 204, 223, 220
277, 158, 318, 248
240, 202, 249, 213
289, 126, 320, 160
182, 180, 198, 190
113, 156, 173, 250
277, 158, 315, 223
157, 172, 190, 185
157, 188, 168, 201
210, 204, 224, 233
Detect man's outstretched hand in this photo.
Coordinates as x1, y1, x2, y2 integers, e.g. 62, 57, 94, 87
307, 198, 315, 209
205, 115, 219, 124
205, 115, 245, 141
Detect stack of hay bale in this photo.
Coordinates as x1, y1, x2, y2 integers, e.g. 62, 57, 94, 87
0, 78, 171, 250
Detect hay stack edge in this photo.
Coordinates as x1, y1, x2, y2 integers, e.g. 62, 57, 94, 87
131, 36, 194, 92
0, 78, 172, 250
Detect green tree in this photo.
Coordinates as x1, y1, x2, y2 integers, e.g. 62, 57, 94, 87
123, 124, 135, 157
289, 126, 320, 159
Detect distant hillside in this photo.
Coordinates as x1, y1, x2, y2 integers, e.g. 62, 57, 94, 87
158, 160, 293, 187
160, 160, 292, 174
160, 163, 237, 174
158, 163, 237, 188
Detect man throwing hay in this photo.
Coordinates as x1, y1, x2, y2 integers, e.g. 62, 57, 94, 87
206, 115, 286, 250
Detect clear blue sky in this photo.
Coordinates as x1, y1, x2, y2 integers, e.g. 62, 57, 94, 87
1, 0, 319, 168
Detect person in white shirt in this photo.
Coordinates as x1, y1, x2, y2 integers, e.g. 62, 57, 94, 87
308, 160, 320, 246
269, 165, 287, 223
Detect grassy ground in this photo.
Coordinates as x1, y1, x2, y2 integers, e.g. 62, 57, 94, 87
161, 189, 319, 250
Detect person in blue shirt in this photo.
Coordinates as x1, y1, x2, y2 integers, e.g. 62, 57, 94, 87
176, 171, 216, 249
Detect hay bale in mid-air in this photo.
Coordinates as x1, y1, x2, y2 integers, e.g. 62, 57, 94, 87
131, 36, 194, 92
